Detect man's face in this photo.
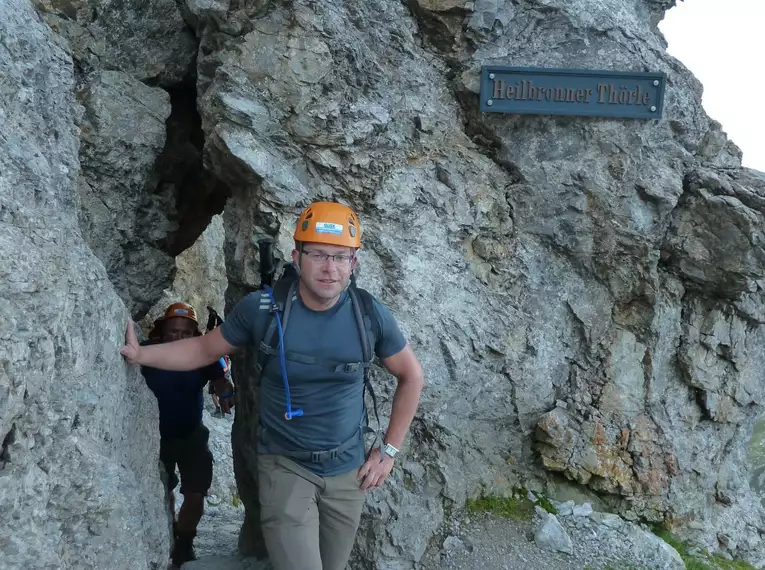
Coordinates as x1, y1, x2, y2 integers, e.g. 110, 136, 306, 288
292, 242, 357, 302
162, 317, 197, 342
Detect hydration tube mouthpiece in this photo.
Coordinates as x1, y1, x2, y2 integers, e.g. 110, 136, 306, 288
264, 285, 304, 421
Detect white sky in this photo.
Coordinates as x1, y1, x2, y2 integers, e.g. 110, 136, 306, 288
659, 0, 764, 171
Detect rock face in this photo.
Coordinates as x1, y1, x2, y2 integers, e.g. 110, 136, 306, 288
36, 0, 229, 318
75, 70, 176, 316
0, 1, 169, 568
140, 214, 228, 333
188, 0, 765, 567
750, 417, 765, 507
34, 0, 197, 86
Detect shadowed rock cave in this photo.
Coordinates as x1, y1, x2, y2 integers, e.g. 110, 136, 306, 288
76, 64, 230, 320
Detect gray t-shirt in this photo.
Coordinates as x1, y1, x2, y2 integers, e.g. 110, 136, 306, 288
221, 286, 406, 476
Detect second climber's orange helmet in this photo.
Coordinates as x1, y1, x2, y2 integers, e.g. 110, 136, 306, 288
293, 201, 362, 249
160, 302, 199, 324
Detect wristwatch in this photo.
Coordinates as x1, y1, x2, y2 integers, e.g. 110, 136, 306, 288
382, 442, 399, 459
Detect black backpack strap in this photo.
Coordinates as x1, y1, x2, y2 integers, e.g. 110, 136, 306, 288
348, 285, 382, 459
255, 276, 298, 383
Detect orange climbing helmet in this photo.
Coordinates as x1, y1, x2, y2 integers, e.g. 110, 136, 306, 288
159, 302, 199, 324
293, 201, 362, 249
148, 302, 200, 339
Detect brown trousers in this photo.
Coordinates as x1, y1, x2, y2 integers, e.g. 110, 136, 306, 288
257, 454, 367, 570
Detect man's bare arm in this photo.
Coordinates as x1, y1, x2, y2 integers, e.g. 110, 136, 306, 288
121, 321, 237, 371
379, 344, 424, 449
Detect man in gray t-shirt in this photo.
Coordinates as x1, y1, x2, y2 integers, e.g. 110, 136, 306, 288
221, 284, 407, 477
121, 201, 425, 570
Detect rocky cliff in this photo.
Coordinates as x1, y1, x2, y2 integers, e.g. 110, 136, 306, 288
3, 0, 765, 568
35, 0, 228, 317
0, 1, 170, 568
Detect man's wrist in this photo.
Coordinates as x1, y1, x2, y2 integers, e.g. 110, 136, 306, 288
133, 343, 147, 364
382, 441, 400, 460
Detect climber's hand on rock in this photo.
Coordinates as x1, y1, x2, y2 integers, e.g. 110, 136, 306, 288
120, 319, 141, 365
357, 447, 394, 491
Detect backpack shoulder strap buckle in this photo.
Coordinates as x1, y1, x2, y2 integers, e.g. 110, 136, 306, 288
342, 362, 363, 373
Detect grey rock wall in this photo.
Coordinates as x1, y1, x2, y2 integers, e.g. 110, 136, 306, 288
36, 0, 229, 318
0, 1, 170, 567
140, 213, 228, 334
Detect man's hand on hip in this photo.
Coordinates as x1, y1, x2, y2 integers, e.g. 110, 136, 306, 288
357, 448, 394, 490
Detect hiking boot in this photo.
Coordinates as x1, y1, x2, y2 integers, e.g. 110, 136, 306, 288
171, 531, 196, 568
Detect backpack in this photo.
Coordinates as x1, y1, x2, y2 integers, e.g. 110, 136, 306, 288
256, 262, 383, 457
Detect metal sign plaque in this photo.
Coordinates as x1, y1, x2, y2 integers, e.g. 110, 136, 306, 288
480, 66, 666, 120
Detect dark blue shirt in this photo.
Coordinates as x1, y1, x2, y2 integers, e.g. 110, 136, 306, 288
140, 341, 225, 439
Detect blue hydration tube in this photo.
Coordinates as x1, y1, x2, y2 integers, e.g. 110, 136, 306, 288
264, 285, 303, 420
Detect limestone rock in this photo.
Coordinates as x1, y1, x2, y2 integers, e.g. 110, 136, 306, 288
203, 408, 240, 513
558, 510, 686, 570
35, 0, 196, 85
573, 503, 593, 517
32, 0, 228, 319
442, 535, 466, 551
664, 168, 765, 296
74, 67, 228, 318
534, 511, 573, 555
0, 1, 169, 567
3, 0, 765, 568
140, 214, 228, 333
555, 501, 575, 517
76, 70, 175, 316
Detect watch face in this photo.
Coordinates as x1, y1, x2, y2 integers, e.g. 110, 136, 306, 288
384, 444, 398, 456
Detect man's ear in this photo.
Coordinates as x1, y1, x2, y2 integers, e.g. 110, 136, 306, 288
291, 248, 300, 265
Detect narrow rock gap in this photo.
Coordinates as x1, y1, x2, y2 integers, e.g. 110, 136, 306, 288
1, 423, 17, 468
144, 71, 230, 260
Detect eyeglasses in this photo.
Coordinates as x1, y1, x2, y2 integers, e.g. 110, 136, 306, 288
302, 250, 355, 264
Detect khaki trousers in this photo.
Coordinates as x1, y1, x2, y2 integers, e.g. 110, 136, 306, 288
257, 454, 367, 570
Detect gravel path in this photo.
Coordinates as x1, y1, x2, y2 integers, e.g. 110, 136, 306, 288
420, 514, 589, 570
192, 505, 244, 560
183, 509, 674, 570
179, 409, 682, 570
